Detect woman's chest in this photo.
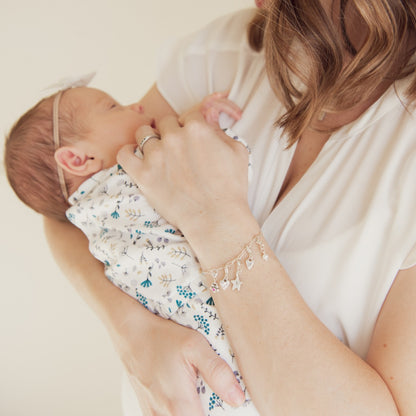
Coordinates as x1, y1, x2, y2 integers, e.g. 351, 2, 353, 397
243, 100, 416, 357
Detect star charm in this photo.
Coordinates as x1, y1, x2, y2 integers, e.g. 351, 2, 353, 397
231, 276, 243, 291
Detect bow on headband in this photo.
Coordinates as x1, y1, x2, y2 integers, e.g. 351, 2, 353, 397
43, 71, 96, 93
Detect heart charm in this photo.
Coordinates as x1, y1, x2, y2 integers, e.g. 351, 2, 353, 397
220, 279, 230, 290
246, 257, 254, 270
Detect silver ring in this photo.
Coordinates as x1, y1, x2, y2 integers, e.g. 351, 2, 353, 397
138, 134, 161, 152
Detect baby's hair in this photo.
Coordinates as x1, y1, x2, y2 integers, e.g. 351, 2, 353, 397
4, 89, 87, 222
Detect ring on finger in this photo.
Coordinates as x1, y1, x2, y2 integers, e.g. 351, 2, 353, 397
138, 134, 161, 153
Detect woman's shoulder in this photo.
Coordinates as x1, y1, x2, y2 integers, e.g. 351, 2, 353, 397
188, 8, 258, 51
157, 8, 260, 114
159, 8, 258, 58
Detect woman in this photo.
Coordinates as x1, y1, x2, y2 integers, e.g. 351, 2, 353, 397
45, 0, 416, 415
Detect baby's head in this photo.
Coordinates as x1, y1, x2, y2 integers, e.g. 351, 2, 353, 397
4, 87, 154, 221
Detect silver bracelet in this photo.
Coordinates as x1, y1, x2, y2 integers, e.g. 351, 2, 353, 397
202, 232, 269, 292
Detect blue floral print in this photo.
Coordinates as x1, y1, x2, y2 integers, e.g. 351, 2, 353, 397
66, 130, 256, 415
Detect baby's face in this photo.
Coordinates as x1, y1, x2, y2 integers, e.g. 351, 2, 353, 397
66, 87, 155, 167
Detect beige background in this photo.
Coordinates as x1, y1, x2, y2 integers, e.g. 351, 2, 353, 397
0, 1, 254, 414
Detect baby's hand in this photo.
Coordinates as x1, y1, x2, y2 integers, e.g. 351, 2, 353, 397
200, 92, 242, 126
179, 92, 242, 127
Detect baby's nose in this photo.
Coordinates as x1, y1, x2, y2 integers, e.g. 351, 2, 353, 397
129, 102, 144, 113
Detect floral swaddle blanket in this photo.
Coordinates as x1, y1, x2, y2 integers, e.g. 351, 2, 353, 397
67, 130, 258, 415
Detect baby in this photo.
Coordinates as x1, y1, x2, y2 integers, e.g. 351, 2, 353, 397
4, 84, 259, 415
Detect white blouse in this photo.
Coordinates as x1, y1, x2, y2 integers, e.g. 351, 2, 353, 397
157, 8, 416, 358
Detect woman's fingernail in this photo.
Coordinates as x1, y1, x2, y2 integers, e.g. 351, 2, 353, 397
228, 385, 245, 407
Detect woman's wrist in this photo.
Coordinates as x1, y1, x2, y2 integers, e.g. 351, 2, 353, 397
180, 202, 261, 270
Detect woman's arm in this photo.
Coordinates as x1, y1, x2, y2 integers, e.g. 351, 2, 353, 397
137, 83, 178, 123
119, 111, 416, 416
367, 265, 416, 416
44, 218, 245, 416
43, 217, 138, 333
191, 224, 412, 416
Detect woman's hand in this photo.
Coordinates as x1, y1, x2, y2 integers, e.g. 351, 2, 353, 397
117, 110, 251, 238
112, 308, 245, 416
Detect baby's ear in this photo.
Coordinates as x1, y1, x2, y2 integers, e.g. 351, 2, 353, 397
54, 146, 100, 176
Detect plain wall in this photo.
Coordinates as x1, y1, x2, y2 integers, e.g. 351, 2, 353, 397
0, 1, 254, 414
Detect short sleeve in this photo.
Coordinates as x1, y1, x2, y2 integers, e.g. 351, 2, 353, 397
401, 241, 416, 269
156, 8, 257, 114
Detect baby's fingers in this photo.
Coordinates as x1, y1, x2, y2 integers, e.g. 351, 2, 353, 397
215, 98, 242, 120
201, 98, 242, 126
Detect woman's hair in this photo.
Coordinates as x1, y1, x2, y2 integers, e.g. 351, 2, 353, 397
247, 0, 416, 146
4, 90, 85, 222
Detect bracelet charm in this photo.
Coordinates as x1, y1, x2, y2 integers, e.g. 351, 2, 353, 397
203, 232, 268, 293
220, 266, 231, 290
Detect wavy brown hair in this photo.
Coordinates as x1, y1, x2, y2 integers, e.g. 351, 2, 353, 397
248, 0, 416, 146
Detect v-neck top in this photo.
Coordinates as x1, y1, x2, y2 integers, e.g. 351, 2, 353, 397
157, 8, 416, 358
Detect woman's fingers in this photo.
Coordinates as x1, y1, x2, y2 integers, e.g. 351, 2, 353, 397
117, 144, 141, 168
175, 107, 207, 127
135, 125, 161, 154
169, 394, 206, 416
116, 144, 148, 192
158, 113, 186, 133
132, 380, 204, 416
122, 324, 208, 416
118, 109, 249, 229
117, 123, 162, 189
188, 338, 246, 408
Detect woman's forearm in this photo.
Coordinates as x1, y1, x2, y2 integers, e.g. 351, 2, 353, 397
183, 211, 399, 416
116, 110, 405, 415
43, 217, 152, 335
43, 217, 247, 413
